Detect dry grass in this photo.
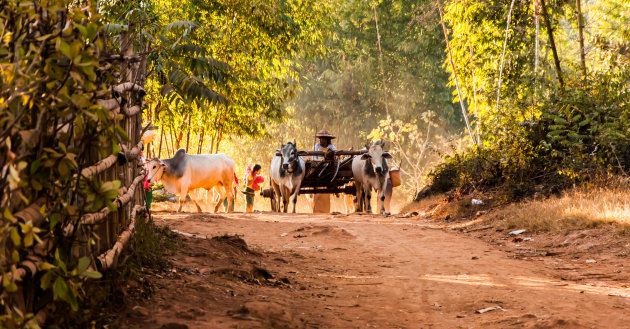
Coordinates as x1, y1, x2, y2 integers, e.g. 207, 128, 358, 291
399, 195, 445, 214
492, 188, 630, 233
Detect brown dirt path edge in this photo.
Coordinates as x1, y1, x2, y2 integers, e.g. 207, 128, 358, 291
123, 211, 630, 329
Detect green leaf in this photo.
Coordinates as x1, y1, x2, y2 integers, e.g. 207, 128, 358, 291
50, 213, 60, 229
40, 272, 53, 290
83, 270, 102, 279
10, 227, 21, 247
53, 276, 67, 300
3, 208, 16, 223
59, 41, 72, 59
24, 232, 33, 247
39, 262, 56, 271
77, 257, 90, 274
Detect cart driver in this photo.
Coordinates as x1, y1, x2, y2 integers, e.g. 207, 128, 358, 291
314, 130, 336, 160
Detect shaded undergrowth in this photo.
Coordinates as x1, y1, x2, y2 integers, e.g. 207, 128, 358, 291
47, 212, 180, 328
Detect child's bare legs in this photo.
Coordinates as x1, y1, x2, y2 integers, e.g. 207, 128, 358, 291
245, 187, 255, 213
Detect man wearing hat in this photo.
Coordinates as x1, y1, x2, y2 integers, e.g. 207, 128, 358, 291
314, 130, 336, 160
312, 130, 337, 212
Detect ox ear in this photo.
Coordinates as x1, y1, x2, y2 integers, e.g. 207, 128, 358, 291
361, 153, 371, 160
382, 152, 393, 159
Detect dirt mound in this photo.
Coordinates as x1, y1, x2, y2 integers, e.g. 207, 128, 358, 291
530, 318, 589, 328
292, 225, 354, 238
116, 233, 294, 328
210, 234, 261, 256
227, 302, 307, 329
213, 265, 275, 284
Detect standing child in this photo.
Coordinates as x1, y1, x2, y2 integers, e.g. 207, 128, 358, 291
140, 152, 153, 210
243, 164, 264, 213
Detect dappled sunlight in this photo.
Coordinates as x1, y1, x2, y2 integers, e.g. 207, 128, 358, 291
423, 274, 506, 287
318, 271, 630, 298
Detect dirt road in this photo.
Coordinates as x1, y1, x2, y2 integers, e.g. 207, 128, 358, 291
123, 211, 630, 328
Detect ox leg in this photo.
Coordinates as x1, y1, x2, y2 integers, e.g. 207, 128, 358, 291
214, 185, 226, 213
364, 187, 372, 214
282, 187, 289, 213
354, 182, 363, 213
225, 184, 234, 213
271, 181, 281, 212
378, 188, 387, 215
291, 190, 299, 213
189, 190, 203, 213
178, 185, 190, 212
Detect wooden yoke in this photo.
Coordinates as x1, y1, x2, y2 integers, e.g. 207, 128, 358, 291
274, 149, 391, 158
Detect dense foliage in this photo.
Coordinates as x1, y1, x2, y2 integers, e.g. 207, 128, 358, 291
103, 0, 333, 158
1, 1, 124, 326
221, 0, 465, 195
425, 0, 630, 200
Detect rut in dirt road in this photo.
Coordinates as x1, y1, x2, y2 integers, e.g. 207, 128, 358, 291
123, 211, 630, 329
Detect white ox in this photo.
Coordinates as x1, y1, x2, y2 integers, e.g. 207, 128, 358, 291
270, 142, 305, 213
352, 140, 392, 215
147, 148, 235, 213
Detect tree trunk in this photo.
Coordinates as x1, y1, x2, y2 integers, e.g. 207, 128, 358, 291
175, 113, 187, 150
437, 1, 476, 145
197, 128, 205, 154
468, 39, 481, 145
535, 0, 540, 74
215, 127, 223, 153
540, 0, 564, 88
495, 0, 516, 115
372, 0, 389, 117
209, 132, 215, 154
165, 128, 172, 157
157, 127, 164, 158
185, 114, 192, 152
576, 0, 587, 79
168, 124, 176, 154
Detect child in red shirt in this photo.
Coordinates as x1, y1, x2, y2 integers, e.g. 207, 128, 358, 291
244, 164, 264, 213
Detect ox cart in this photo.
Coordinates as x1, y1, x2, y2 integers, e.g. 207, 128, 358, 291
260, 148, 398, 212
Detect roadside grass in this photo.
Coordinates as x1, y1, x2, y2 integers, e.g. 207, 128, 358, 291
399, 195, 445, 215
491, 188, 630, 234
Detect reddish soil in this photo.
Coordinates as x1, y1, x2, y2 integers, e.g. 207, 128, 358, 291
119, 210, 630, 328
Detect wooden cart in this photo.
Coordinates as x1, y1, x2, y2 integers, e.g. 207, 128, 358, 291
260, 149, 392, 211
